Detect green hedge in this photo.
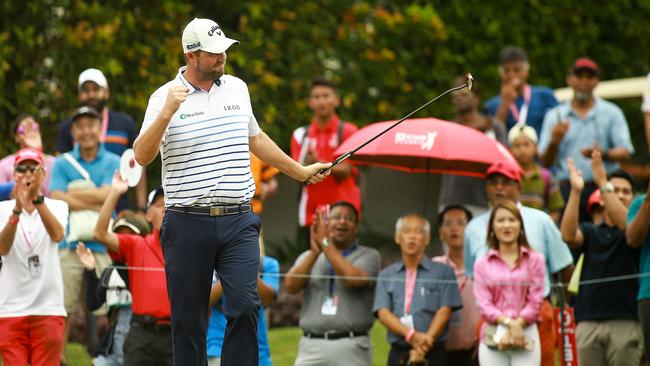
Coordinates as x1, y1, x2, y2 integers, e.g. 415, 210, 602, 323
1, 1, 649, 173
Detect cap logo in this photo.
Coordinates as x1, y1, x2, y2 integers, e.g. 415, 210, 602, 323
208, 25, 222, 37
186, 42, 201, 50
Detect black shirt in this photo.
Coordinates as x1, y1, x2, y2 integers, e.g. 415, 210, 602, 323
575, 222, 640, 322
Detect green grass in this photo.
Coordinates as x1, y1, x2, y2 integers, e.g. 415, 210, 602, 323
64, 343, 93, 365
59, 322, 391, 366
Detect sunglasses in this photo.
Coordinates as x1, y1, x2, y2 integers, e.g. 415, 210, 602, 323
17, 123, 39, 135
15, 164, 39, 173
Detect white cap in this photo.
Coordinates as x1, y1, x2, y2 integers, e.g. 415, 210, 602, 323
181, 18, 239, 54
78, 68, 108, 89
508, 124, 538, 145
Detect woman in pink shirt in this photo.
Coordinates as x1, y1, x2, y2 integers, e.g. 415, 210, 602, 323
473, 201, 546, 366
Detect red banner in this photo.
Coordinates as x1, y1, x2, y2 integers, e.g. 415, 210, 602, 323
554, 306, 578, 366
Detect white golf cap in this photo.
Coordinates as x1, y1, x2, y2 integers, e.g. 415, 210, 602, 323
182, 18, 239, 54
78, 68, 108, 89
508, 124, 538, 145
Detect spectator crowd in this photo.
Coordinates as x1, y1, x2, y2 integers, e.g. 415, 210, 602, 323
0, 44, 650, 366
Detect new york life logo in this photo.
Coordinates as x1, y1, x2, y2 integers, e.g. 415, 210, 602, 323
394, 131, 438, 151
179, 111, 205, 120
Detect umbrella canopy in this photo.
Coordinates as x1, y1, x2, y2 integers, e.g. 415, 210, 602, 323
334, 118, 519, 178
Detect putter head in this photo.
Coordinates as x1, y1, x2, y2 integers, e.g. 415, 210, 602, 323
465, 73, 474, 91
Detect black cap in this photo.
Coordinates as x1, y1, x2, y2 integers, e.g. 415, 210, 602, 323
71, 106, 100, 124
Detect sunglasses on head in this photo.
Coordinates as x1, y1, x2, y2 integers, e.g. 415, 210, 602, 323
15, 164, 39, 173
16, 123, 39, 135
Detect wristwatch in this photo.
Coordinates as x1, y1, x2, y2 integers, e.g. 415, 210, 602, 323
32, 195, 45, 205
601, 182, 614, 193
320, 238, 330, 248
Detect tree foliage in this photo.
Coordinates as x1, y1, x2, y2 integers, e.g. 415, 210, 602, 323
1, 0, 649, 166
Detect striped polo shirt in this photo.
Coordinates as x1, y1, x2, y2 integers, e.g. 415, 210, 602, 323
141, 67, 261, 207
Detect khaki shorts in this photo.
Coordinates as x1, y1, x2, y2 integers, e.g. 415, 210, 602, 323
59, 248, 112, 316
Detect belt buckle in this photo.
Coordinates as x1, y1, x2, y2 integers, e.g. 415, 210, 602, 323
210, 206, 226, 216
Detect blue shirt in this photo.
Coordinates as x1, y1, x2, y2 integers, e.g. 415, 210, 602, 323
628, 195, 650, 300
538, 97, 634, 181
0, 182, 14, 201
49, 144, 121, 252
484, 85, 558, 136
464, 206, 573, 297
373, 257, 462, 346
207, 256, 279, 366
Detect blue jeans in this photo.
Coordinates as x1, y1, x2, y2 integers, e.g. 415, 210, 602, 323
94, 306, 132, 366
161, 210, 261, 366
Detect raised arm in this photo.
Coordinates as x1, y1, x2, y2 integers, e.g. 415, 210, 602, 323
134, 86, 189, 166
592, 151, 627, 229
92, 172, 128, 253
28, 169, 64, 242
560, 158, 584, 248
284, 245, 320, 294
627, 183, 650, 248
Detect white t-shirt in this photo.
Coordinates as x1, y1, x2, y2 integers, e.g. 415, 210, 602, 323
141, 67, 261, 207
0, 198, 69, 317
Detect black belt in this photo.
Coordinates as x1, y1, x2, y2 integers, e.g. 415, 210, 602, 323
131, 314, 171, 332
167, 202, 252, 217
304, 331, 368, 340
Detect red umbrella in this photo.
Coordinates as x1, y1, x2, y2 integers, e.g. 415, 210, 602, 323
334, 117, 520, 178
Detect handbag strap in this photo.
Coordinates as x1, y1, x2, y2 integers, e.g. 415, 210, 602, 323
63, 153, 92, 182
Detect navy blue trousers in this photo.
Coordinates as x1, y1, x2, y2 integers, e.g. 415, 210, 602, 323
161, 210, 261, 366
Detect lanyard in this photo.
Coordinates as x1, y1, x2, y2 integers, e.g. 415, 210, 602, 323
444, 256, 469, 292
100, 108, 109, 142
509, 84, 532, 125
19, 220, 35, 253
326, 243, 357, 296
403, 267, 417, 315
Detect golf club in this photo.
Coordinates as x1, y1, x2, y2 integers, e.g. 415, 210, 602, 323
305, 73, 474, 184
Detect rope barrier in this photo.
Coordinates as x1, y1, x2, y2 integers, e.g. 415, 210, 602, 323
1, 260, 647, 287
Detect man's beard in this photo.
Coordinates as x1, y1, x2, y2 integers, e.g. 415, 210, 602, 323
85, 98, 107, 112
574, 91, 592, 104
198, 65, 223, 81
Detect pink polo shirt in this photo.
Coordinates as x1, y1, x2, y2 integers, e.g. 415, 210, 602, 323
473, 246, 546, 341
432, 255, 480, 351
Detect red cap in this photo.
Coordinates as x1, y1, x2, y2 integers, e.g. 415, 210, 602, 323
587, 189, 603, 214
485, 161, 522, 183
14, 148, 44, 167
572, 57, 599, 75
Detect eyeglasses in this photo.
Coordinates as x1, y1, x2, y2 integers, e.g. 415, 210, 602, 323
15, 164, 39, 173
16, 123, 39, 135
329, 215, 356, 223
441, 219, 468, 228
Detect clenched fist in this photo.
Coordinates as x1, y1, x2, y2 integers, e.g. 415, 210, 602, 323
163, 85, 190, 115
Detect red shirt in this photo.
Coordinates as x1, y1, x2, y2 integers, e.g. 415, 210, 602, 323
116, 229, 171, 319
290, 115, 361, 226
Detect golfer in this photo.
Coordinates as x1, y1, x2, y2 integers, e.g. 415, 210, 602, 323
134, 18, 330, 366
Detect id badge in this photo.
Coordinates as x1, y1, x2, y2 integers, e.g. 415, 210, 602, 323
28, 255, 42, 278
400, 314, 414, 329
321, 296, 338, 316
